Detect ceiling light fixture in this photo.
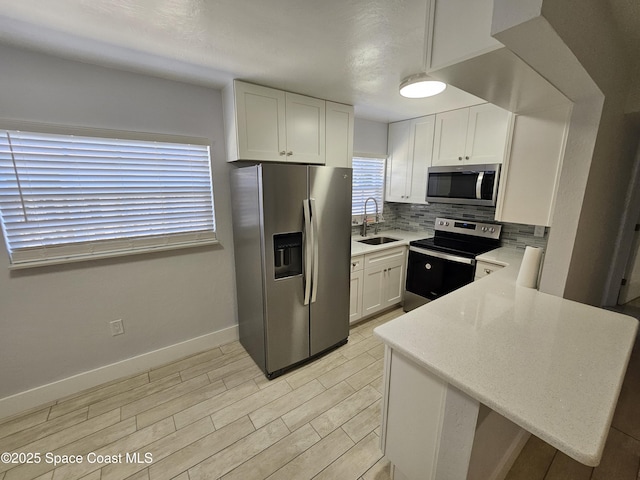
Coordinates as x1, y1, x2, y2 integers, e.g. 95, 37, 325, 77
399, 73, 447, 98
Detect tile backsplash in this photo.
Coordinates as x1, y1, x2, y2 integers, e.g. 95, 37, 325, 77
376, 202, 549, 251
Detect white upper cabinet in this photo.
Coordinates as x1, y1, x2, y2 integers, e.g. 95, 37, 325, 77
227, 81, 286, 162
285, 92, 326, 164
224, 80, 333, 164
495, 104, 571, 227
428, 0, 502, 71
386, 116, 435, 204
432, 108, 469, 166
325, 101, 355, 168
465, 103, 511, 164
432, 104, 510, 167
386, 120, 412, 202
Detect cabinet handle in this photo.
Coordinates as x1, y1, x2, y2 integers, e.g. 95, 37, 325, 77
286, 151, 293, 156
352, 262, 357, 267
465, 156, 470, 160
279, 151, 286, 156
458, 156, 463, 161
484, 268, 492, 274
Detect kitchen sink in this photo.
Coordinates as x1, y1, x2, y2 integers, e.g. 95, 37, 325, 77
357, 236, 399, 245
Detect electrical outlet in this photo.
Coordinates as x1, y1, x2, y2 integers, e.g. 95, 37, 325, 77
534, 225, 546, 237
110, 319, 124, 336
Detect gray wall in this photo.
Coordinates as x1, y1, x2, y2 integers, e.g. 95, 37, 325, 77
493, 0, 639, 306
353, 118, 388, 157
0, 44, 237, 398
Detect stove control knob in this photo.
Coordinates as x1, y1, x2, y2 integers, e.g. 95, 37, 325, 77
490, 227, 495, 233
425, 263, 432, 270
481, 227, 488, 232
444, 222, 449, 226
438, 221, 444, 225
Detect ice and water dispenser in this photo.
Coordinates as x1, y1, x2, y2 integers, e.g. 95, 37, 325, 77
273, 232, 303, 279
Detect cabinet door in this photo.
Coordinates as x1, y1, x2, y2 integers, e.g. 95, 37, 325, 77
385, 120, 413, 202
474, 260, 504, 281
494, 104, 570, 226
407, 116, 435, 204
325, 101, 354, 168
432, 109, 469, 167
465, 104, 510, 164
350, 270, 364, 323
285, 92, 326, 164
363, 264, 386, 317
384, 258, 405, 307
235, 82, 286, 161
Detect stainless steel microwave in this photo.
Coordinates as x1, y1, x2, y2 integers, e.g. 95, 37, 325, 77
426, 164, 501, 206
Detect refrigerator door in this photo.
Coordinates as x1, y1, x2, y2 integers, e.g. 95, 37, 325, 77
308, 166, 352, 355
260, 164, 311, 374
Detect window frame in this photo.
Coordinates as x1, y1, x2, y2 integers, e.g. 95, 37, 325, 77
351, 154, 386, 225
0, 121, 218, 269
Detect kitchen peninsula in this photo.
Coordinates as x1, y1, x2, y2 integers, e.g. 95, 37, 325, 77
374, 252, 638, 480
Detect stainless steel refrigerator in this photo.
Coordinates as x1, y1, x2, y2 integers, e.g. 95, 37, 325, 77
230, 163, 352, 378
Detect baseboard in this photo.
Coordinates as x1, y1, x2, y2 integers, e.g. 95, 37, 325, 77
0, 325, 239, 420
490, 429, 531, 480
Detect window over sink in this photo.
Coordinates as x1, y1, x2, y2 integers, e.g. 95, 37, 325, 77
351, 156, 385, 223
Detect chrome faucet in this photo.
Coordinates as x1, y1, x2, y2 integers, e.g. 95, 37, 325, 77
361, 197, 379, 237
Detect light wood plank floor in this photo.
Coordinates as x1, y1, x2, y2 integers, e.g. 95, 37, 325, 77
0, 308, 403, 480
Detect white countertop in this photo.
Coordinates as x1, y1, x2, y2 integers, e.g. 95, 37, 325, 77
351, 229, 430, 257
374, 247, 638, 466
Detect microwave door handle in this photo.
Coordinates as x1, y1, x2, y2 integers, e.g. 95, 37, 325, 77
475, 171, 485, 200
303, 199, 312, 306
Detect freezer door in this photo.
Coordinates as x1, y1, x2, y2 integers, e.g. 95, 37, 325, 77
308, 166, 352, 355
260, 164, 311, 373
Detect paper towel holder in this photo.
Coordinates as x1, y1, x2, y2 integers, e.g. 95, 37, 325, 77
517, 246, 544, 289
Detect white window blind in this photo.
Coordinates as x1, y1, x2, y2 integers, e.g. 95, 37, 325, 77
0, 129, 216, 268
352, 156, 385, 216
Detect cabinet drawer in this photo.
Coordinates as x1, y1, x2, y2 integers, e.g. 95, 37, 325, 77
475, 260, 504, 280
365, 246, 406, 268
351, 255, 364, 272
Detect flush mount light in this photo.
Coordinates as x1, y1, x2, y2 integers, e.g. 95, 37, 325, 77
399, 73, 447, 98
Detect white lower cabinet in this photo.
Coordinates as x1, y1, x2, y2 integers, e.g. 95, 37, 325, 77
349, 255, 364, 324
381, 346, 527, 480
381, 347, 479, 479
474, 260, 504, 281
361, 246, 406, 318
350, 246, 406, 324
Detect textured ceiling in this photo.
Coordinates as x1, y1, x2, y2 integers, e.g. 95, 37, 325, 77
0, 0, 485, 122
1, 1, 636, 122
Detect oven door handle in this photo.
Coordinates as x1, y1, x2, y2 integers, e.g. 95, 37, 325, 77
409, 246, 476, 265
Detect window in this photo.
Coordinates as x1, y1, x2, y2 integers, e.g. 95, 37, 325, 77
351, 156, 385, 220
0, 129, 216, 268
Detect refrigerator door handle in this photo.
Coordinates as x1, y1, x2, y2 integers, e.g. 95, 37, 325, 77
310, 198, 319, 303
303, 199, 312, 305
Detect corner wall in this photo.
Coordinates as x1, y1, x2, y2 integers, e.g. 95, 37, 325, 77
492, 0, 638, 305
0, 44, 237, 406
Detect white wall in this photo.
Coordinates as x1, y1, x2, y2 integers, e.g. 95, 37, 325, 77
0, 44, 237, 400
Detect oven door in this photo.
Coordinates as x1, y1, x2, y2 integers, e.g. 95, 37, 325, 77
404, 246, 475, 311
